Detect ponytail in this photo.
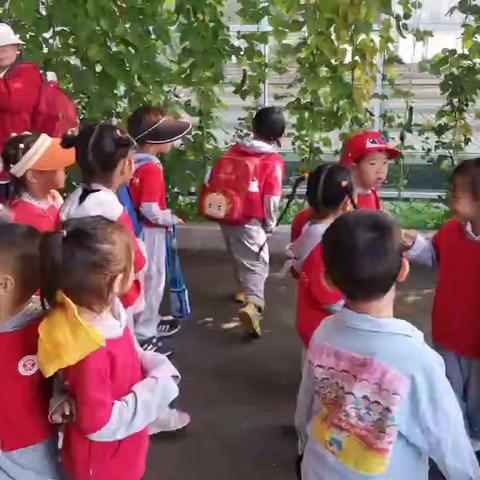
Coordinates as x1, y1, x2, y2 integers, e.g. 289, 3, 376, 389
39, 230, 65, 310
307, 164, 356, 213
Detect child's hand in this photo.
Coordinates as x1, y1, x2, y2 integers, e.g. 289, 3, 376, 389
50, 398, 75, 424
48, 189, 64, 208
174, 216, 185, 225
401, 229, 417, 250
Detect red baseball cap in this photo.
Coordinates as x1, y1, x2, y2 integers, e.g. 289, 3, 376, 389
340, 130, 400, 167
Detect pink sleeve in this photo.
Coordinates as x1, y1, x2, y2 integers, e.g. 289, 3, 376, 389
64, 349, 114, 435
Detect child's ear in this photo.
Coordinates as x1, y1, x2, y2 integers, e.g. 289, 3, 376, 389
25, 170, 39, 185
0, 274, 15, 297
397, 257, 410, 283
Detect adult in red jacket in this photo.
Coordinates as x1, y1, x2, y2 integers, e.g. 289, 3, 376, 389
0, 24, 42, 152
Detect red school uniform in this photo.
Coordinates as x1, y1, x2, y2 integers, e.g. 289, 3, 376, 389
62, 327, 148, 480
296, 242, 344, 347
357, 188, 382, 211
129, 155, 167, 227
0, 315, 54, 451
431, 219, 480, 357
10, 195, 61, 232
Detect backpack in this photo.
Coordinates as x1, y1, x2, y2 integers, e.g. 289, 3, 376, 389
31, 77, 78, 137
117, 184, 145, 237
200, 149, 265, 224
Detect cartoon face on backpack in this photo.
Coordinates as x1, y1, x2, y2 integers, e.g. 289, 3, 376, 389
202, 192, 229, 220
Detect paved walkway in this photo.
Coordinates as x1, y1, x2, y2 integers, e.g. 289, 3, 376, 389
145, 253, 436, 480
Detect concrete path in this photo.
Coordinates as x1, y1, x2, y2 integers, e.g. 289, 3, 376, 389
145, 253, 436, 480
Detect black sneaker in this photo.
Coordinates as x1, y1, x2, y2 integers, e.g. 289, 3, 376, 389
157, 317, 181, 337
139, 336, 174, 357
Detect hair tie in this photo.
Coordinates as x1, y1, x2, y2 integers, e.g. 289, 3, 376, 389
340, 180, 348, 187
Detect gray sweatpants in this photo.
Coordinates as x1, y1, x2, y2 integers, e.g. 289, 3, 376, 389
436, 344, 480, 439
0, 438, 65, 480
221, 220, 269, 309
135, 227, 167, 340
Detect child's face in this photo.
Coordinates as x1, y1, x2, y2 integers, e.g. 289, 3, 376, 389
451, 178, 479, 221
156, 142, 174, 154
355, 152, 389, 190
28, 169, 66, 196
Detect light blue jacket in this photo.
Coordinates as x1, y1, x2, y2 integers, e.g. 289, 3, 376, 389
295, 308, 480, 480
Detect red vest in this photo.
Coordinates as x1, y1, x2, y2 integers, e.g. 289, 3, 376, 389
296, 243, 344, 346
432, 220, 480, 357
0, 317, 53, 451
357, 189, 382, 210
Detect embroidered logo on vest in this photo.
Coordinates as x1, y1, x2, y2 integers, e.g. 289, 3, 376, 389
18, 355, 39, 376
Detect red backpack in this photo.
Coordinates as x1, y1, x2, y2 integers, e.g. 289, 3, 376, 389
32, 77, 78, 137
200, 149, 264, 224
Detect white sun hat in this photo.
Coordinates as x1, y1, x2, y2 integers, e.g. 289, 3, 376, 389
0, 24, 24, 48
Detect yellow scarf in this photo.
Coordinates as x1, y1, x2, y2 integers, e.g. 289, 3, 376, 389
38, 292, 106, 378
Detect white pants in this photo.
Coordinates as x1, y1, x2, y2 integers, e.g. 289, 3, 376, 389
135, 227, 167, 340
221, 220, 269, 309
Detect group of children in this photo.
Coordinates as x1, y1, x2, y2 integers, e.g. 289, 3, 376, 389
0, 105, 195, 478
2, 99, 480, 480
284, 131, 480, 478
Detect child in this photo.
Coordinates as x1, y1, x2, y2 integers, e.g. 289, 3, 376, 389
406, 158, 480, 455
204, 106, 286, 338
2, 132, 75, 231
37, 216, 180, 480
126, 105, 191, 345
295, 210, 480, 480
0, 222, 64, 479
290, 164, 355, 346
59, 124, 156, 350
339, 130, 400, 210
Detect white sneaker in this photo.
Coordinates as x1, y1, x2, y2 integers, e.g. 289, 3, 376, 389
149, 409, 191, 434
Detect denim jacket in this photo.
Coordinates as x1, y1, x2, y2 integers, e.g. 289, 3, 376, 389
295, 308, 480, 480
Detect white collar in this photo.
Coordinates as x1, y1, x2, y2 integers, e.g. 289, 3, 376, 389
18, 191, 54, 209
465, 222, 480, 241
240, 139, 277, 153
356, 186, 374, 195
78, 297, 127, 340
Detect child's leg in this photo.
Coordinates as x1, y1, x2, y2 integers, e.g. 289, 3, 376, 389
221, 225, 242, 290
435, 345, 470, 428
135, 227, 167, 340
465, 357, 480, 441
0, 438, 66, 479
221, 221, 268, 308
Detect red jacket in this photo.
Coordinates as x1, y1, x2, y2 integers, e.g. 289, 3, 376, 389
62, 327, 148, 480
0, 316, 54, 451
296, 243, 344, 346
0, 62, 42, 152
432, 220, 480, 357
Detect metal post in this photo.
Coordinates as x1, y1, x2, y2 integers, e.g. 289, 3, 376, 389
373, 51, 385, 130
